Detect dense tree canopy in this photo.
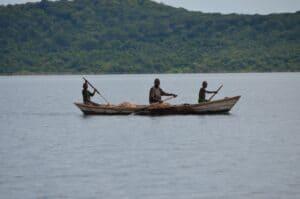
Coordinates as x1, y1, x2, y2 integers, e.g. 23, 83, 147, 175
0, 0, 299, 74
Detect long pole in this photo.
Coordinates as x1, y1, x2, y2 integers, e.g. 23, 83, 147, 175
133, 96, 176, 114
208, 85, 223, 101
157, 96, 175, 104
83, 77, 109, 104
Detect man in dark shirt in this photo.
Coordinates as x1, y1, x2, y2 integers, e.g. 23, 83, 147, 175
149, 78, 177, 104
82, 81, 96, 105
198, 81, 218, 103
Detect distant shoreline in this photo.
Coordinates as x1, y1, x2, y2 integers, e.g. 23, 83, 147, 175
1, 1, 299, 74
1, 71, 299, 76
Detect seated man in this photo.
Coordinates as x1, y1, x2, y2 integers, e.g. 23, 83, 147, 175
149, 78, 177, 104
198, 81, 218, 103
82, 81, 97, 105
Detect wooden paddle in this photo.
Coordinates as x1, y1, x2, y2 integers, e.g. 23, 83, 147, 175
208, 85, 223, 101
83, 77, 110, 104
155, 96, 176, 104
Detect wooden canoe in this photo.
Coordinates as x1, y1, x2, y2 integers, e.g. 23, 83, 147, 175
74, 96, 240, 115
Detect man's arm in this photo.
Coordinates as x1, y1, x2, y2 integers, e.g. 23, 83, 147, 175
160, 88, 177, 97
206, 90, 217, 94
89, 89, 96, 96
149, 88, 160, 102
149, 88, 155, 98
149, 88, 154, 99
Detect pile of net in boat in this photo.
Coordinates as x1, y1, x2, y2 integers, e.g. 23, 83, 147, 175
118, 102, 137, 108
116, 102, 171, 109
148, 103, 171, 109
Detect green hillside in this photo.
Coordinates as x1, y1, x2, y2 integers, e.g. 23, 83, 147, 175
0, 0, 299, 74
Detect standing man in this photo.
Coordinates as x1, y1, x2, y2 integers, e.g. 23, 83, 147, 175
149, 78, 177, 104
82, 80, 97, 105
198, 81, 218, 103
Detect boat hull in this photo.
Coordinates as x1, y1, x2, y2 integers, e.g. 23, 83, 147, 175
74, 96, 240, 116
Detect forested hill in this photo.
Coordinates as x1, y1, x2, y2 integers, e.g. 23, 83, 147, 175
0, 0, 299, 74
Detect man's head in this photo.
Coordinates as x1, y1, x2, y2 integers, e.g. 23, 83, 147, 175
83, 81, 88, 89
154, 78, 160, 88
202, 81, 207, 88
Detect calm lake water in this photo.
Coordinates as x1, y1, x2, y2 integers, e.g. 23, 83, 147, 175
0, 73, 300, 199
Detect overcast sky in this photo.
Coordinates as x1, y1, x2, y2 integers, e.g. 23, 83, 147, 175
1, 0, 299, 14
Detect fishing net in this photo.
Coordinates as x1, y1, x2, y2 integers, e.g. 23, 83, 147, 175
118, 102, 137, 108
148, 103, 171, 109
